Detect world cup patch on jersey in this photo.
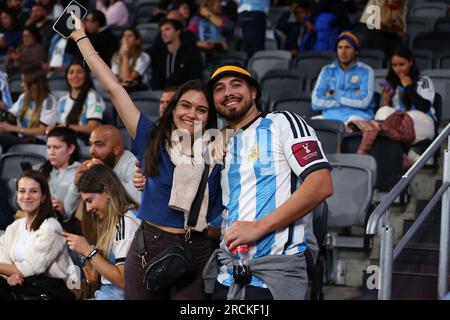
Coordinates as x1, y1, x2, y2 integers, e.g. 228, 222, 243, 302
351, 75, 359, 84
292, 141, 323, 167
95, 105, 102, 113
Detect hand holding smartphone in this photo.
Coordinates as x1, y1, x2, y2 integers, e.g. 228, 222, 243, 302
52, 0, 88, 39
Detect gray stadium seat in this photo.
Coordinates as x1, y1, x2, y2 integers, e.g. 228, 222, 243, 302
307, 119, 345, 154
136, 23, 160, 52
47, 72, 69, 92
247, 50, 291, 81
409, 3, 448, 25
434, 16, 450, 32
373, 68, 388, 93
292, 51, 334, 81
412, 32, 450, 56
412, 49, 434, 70
120, 127, 132, 151
8, 144, 47, 158
0, 152, 46, 179
326, 153, 376, 227
406, 17, 433, 47
421, 69, 450, 120
359, 49, 385, 69
130, 90, 161, 119
260, 69, 306, 106
436, 49, 450, 69
271, 94, 317, 119
133, 0, 159, 25
324, 153, 377, 283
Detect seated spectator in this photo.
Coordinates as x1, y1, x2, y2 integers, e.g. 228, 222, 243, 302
46, 33, 72, 73
38, 0, 64, 21
25, 3, 54, 49
66, 10, 119, 67
312, 31, 375, 124
72, 125, 141, 205
7, 25, 48, 73
376, 45, 436, 158
0, 9, 21, 56
111, 28, 150, 91
62, 164, 140, 300
187, 0, 233, 53
38, 127, 81, 224
56, 61, 105, 142
151, 19, 202, 90
0, 66, 58, 151
0, 170, 76, 300
0, 70, 14, 111
2, 0, 29, 30
174, 0, 193, 27
96, 0, 129, 27
150, 9, 197, 56
159, 86, 177, 116
276, 0, 315, 56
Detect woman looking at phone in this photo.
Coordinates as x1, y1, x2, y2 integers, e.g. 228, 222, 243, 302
377, 45, 436, 146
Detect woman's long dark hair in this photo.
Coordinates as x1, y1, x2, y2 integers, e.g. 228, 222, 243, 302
144, 79, 217, 177
65, 61, 95, 125
40, 127, 81, 180
16, 170, 55, 231
386, 45, 420, 90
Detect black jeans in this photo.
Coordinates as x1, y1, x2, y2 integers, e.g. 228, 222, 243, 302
212, 282, 274, 300
124, 222, 212, 300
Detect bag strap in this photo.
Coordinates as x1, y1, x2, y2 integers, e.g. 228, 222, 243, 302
186, 164, 210, 228
137, 224, 147, 266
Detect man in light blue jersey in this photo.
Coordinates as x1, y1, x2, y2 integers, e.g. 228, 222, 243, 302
203, 64, 333, 300
311, 31, 375, 124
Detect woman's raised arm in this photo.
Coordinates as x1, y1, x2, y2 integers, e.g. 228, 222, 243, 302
69, 12, 140, 138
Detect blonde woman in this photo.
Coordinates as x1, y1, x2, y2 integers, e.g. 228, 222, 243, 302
62, 165, 140, 300
0, 65, 58, 151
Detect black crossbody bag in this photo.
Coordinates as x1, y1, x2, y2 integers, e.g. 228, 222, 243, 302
138, 165, 210, 292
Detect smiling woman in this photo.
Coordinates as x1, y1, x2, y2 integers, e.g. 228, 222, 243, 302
0, 170, 76, 300
69, 12, 223, 299
62, 164, 140, 300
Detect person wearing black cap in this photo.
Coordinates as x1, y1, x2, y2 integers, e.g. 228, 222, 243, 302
311, 31, 375, 124
203, 63, 333, 300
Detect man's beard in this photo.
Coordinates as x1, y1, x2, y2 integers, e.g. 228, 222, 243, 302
219, 97, 253, 122
102, 152, 116, 168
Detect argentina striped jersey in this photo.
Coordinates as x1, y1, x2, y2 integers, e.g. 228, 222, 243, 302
217, 111, 330, 288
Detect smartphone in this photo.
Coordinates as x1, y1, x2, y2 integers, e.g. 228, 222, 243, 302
52, 0, 88, 39
20, 161, 33, 172
379, 81, 392, 91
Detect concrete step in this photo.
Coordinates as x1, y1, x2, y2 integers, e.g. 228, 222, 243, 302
391, 272, 438, 300
395, 246, 440, 265
403, 219, 441, 245
415, 199, 441, 223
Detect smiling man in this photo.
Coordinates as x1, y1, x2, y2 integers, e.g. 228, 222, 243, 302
311, 31, 375, 124
203, 64, 333, 300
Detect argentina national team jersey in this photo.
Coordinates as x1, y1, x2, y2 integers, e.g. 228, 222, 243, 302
10, 93, 58, 129
58, 89, 105, 126
217, 112, 330, 288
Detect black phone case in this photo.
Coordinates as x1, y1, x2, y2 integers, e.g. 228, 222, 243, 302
52, 0, 88, 39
